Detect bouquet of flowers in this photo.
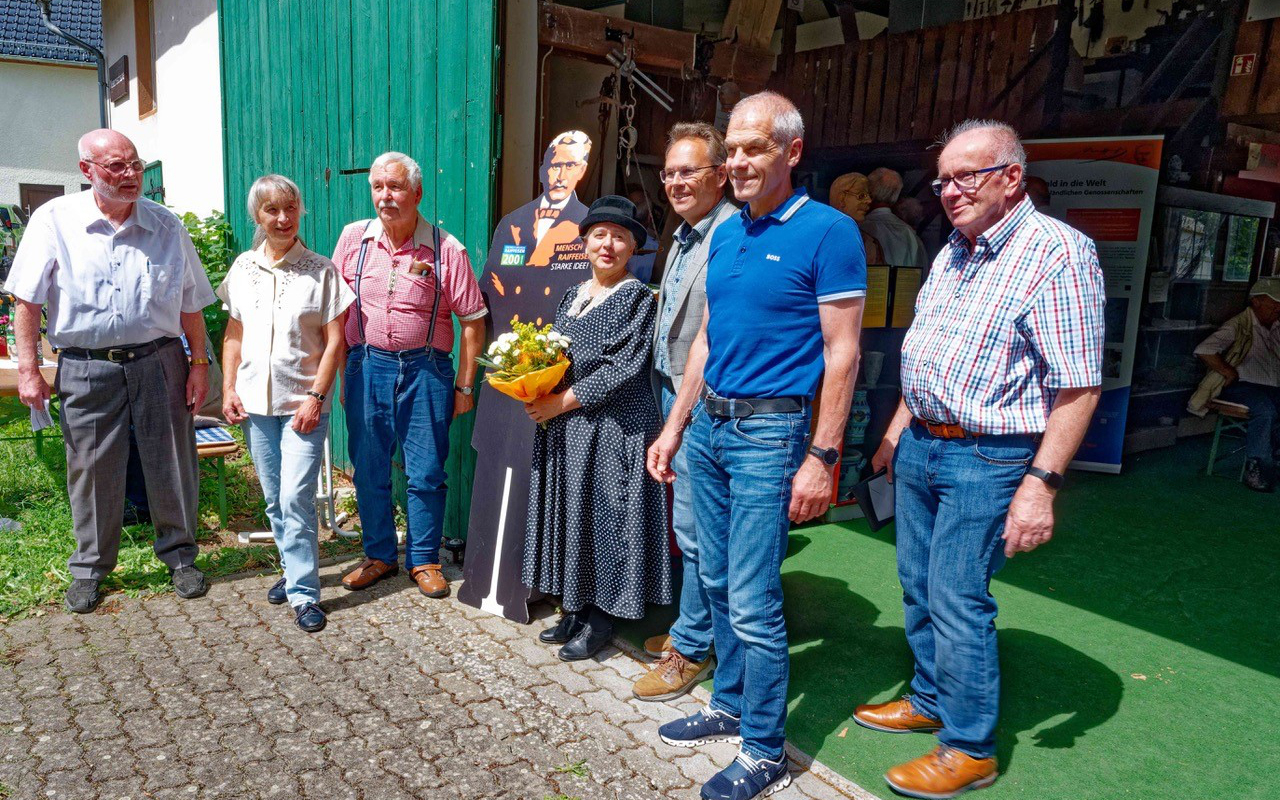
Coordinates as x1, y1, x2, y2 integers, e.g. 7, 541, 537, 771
476, 318, 571, 403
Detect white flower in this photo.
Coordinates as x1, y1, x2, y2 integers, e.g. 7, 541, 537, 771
496, 341, 511, 353
535, 334, 547, 342
498, 332, 518, 344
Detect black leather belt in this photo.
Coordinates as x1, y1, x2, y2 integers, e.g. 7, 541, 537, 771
704, 392, 805, 418
60, 336, 178, 363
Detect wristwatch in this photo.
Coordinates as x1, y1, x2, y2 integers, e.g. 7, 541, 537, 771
455, 385, 474, 396
1025, 466, 1064, 490
306, 390, 326, 402
190, 357, 210, 366
807, 443, 841, 467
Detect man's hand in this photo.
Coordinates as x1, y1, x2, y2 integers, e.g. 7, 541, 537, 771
222, 389, 249, 424
871, 435, 898, 483
1220, 364, 1240, 386
789, 457, 833, 523
646, 427, 684, 484
1001, 478, 1055, 557
291, 396, 322, 433
453, 388, 475, 418
17, 366, 52, 410
186, 365, 209, 416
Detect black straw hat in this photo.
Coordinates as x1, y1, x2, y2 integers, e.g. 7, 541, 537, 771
578, 195, 649, 248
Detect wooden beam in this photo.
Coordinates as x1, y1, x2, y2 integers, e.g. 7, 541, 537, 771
538, 2, 773, 88
723, 0, 785, 53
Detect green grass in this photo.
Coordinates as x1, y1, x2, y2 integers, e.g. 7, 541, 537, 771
551, 759, 590, 778
0, 397, 359, 617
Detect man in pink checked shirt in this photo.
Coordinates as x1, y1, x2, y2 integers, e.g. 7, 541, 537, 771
854, 120, 1104, 799
332, 151, 487, 600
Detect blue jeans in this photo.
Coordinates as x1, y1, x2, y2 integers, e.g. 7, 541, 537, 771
685, 404, 810, 762
893, 423, 1038, 759
345, 345, 455, 570
662, 385, 712, 662
1220, 381, 1280, 463
243, 413, 328, 607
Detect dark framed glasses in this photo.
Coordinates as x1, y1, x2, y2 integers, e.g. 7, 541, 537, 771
931, 164, 1010, 196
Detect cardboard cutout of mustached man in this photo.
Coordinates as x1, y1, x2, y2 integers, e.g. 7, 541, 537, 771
458, 130, 594, 622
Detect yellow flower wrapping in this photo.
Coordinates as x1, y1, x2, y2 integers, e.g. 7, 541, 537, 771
487, 359, 570, 403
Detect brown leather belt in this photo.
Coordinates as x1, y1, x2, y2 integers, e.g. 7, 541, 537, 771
913, 417, 981, 439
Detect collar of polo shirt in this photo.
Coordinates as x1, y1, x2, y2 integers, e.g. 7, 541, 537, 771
739, 188, 809, 226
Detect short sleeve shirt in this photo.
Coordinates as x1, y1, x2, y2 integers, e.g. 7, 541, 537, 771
3, 191, 217, 348
331, 215, 487, 352
215, 241, 354, 416
703, 190, 868, 398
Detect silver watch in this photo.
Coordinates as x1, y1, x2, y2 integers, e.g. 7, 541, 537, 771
455, 385, 474, 396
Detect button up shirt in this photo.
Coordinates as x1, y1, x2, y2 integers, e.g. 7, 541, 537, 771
704, 189, 868, 399
331, 215, 487, 352
215, 240, 355, 416
655, 199, 727, 378
3, 191, 216, 348
1195, 308, 1280, 387
901, 197, 1105, 434
859, 206, 928, 269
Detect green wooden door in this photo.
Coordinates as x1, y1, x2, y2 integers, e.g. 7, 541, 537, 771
218, 0, 499, 538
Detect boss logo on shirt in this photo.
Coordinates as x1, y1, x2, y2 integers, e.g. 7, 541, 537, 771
766, 254, 781, 262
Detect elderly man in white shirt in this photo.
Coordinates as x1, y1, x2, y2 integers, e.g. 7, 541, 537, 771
860, 167, 928, 269
4, 129, 217, 613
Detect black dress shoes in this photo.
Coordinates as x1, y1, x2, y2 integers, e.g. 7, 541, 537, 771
558, 610, 614, 662
294, 602, 327, 633
539, 611, 585, 644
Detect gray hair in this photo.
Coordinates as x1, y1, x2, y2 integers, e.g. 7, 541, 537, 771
938, 119, 1027, 174
666, 122, 727, 165
730, 90, 805, 146
867, 167, 903, 204
369, 151, 423, 191
246, 174, 305, 221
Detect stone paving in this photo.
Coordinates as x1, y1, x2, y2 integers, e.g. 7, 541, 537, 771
0, 558, 873, 800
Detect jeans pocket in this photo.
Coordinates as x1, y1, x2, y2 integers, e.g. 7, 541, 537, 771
973, 440, 1035, 466
731, 414, 797, 449
426, 354, 456, 382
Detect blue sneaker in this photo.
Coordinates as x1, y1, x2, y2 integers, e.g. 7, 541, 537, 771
267, 577, 287, 605
701, 750, 792, 800
659, 707, 742, 748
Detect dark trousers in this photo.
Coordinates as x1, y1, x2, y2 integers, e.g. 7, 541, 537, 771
56, 339, 199, 579
1220, 381, 1280, 463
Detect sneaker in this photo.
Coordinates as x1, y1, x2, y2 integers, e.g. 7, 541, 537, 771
65, 579, 102, 614
1243, 458, 1276, 493
700, 749, 791, 800
171, 566, 209, 599
644, 633, 673, 658
658, 707, 741, 748
633, 649, 711, 702
267, 577, 288, 605
294, 602, 327, 633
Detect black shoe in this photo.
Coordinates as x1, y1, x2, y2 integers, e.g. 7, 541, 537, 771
1243, 458, 1275, 493
558, 610, 614, 662
172, 566, 209, 599
121, 502, 151, 528
65, 579, 102, 614
294, 602, 327, 633
267, 577, 288, 605
539, 611, 585, 644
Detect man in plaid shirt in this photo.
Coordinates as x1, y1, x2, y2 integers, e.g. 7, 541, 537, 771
854, 120, 1104, 799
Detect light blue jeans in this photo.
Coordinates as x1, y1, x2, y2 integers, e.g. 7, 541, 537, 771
685, 404, 810, 762
243, 413, 328, 607
893, 422, 1038, 758
662, 385, 713, 662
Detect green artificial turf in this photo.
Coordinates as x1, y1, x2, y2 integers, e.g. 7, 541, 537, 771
623, 438, 1279, 799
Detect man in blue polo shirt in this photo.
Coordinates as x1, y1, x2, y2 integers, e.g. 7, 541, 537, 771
647, 91, 867, 800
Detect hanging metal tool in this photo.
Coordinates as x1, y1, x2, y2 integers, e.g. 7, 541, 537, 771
606, 46, 674, 112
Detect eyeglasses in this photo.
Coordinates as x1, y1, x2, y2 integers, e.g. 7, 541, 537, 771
84, 159, 146, 176
931, 164, 1009, 196
659, 165, 718, 185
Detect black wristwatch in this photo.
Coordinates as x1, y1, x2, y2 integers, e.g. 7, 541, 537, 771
305, 390, 325, 402
807, 443, 841, 467
1025, 466, 1064, 490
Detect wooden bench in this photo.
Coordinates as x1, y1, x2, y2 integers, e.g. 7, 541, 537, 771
1205, 399, 1250, 481
195, 426, 240, 528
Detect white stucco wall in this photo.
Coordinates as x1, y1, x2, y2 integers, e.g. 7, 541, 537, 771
102, 0, 223, 215
0, 60, 97, 208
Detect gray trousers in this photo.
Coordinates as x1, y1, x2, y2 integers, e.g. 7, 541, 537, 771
56, 338, 200, 580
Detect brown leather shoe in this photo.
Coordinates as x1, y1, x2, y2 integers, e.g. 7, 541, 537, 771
341, 558, 399, 591
884, 746, 997, 799
632, 649, 711, 701
854, 697, 942, 734
643, 633, 673, 658
410, 564, 449, 598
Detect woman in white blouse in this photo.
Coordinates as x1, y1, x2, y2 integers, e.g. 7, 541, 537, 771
217, 175, 354, 633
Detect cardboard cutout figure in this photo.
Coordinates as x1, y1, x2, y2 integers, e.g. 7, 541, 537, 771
458, 131, 594, 622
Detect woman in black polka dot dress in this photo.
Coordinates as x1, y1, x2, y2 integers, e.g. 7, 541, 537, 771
522, 196, 672, 661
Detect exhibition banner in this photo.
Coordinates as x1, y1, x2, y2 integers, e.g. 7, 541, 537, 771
1025, 136, 1164, 473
